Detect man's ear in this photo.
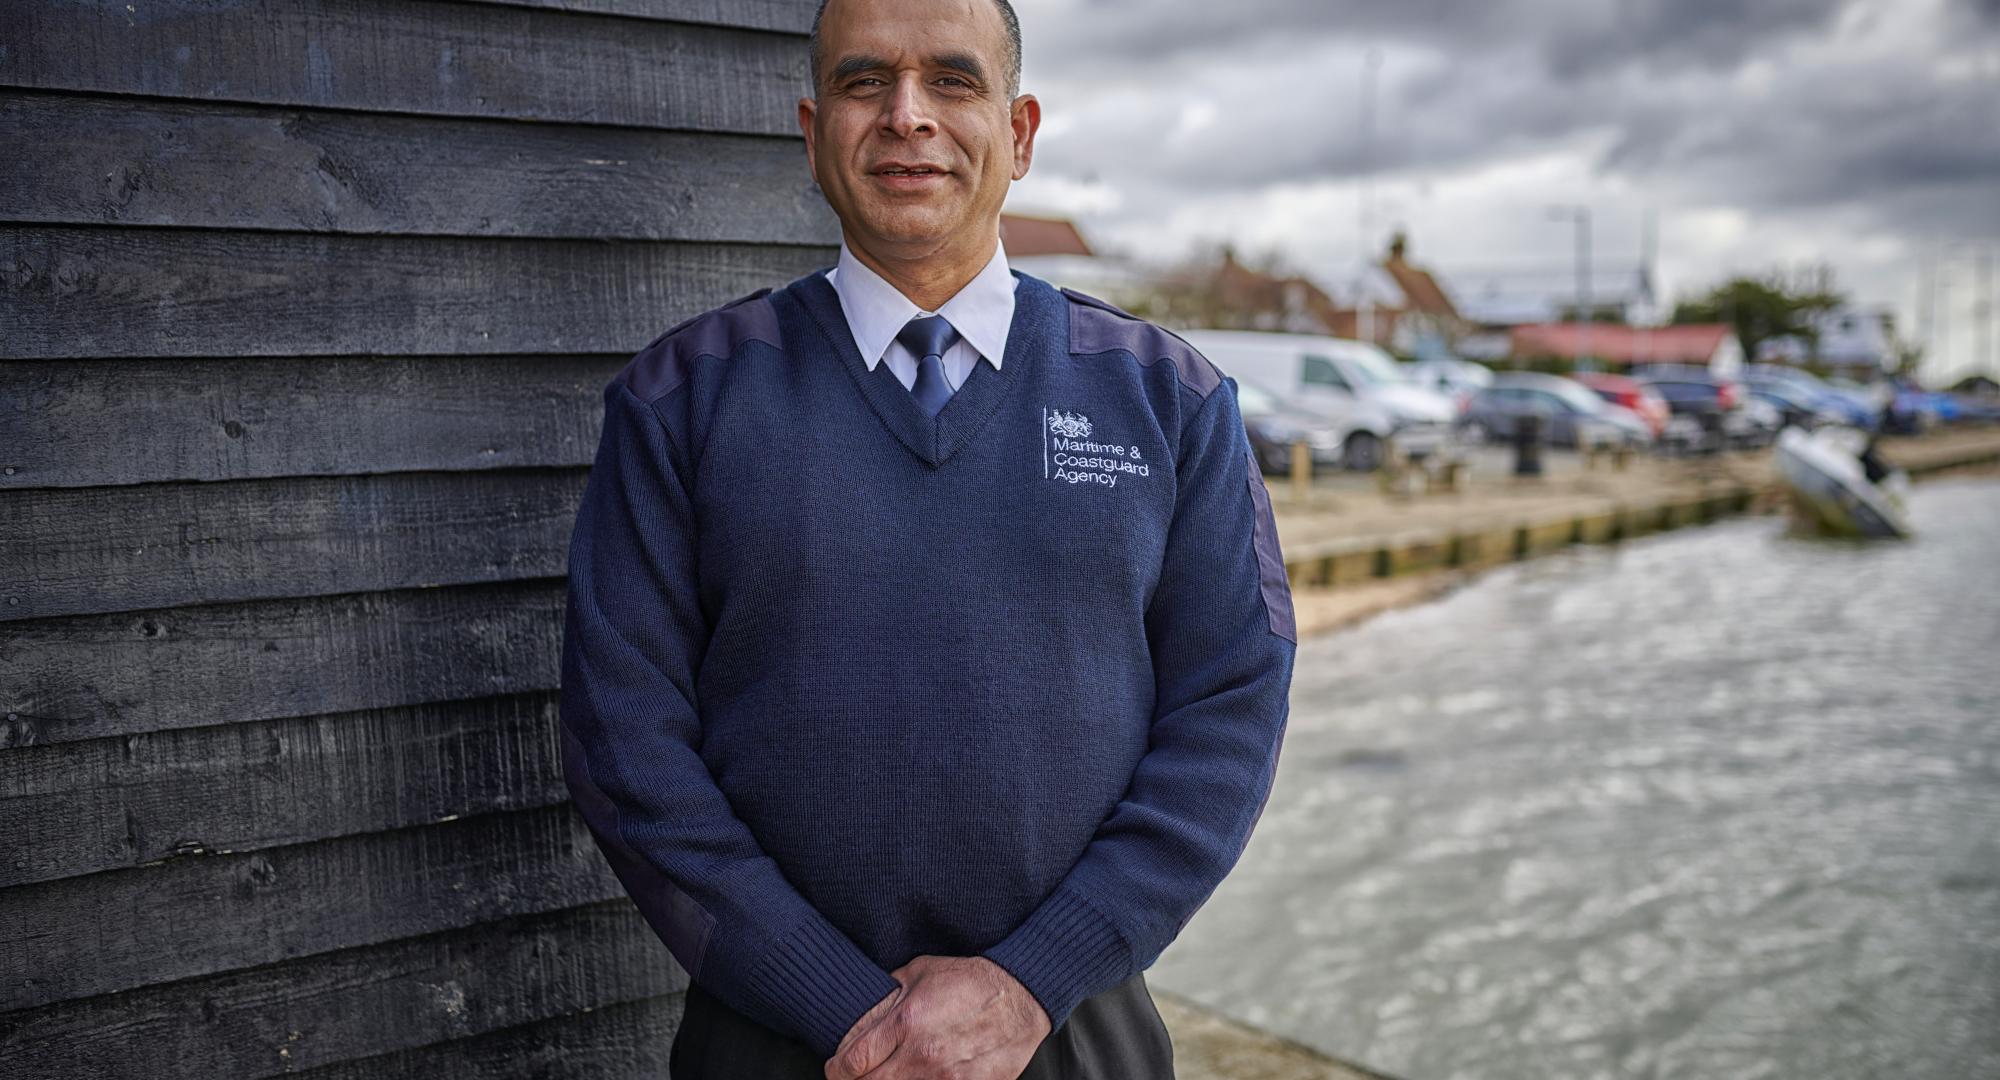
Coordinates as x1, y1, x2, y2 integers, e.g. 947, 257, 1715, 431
1009, 94, 1041, 181
798, 96, 820, 179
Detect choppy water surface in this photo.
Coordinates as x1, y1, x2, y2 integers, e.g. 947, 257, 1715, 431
1152, 480, 2000, 1080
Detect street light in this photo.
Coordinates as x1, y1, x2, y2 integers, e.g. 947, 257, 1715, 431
1357, 47, 1382, 345
1548, 205, 1593, 370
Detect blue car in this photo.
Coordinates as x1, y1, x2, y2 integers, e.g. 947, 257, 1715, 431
1890, 377, 1967, 426
1745, 364, 1878, 429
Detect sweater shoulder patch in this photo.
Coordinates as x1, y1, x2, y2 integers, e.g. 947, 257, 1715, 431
1243, 447, 1298, 643
615, 288, 780, 402
1061, 287, 1222, 400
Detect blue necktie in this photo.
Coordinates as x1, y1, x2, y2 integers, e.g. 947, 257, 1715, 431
893, 314, 961, 417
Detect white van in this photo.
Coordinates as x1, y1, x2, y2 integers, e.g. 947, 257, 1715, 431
1179, 329, 1459, 471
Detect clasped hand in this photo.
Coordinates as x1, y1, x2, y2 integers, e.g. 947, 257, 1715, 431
824, 955, 1052, 1080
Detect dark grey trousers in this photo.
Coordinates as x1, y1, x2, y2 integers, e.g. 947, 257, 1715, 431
669, 973, 1176, 1079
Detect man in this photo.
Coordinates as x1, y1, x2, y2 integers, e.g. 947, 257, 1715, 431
557, 0, 1298, 1076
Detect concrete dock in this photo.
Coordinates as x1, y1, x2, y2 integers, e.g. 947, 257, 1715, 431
1270, 428, 2000, 638
1157, 991, 1399, 1080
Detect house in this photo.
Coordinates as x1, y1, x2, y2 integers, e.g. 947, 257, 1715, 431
1163, 245, 1350, 335
1373, 232, 1467, 357
1755, 305, 1897, 374
999, 211, 1093, 257
1508, 322, 1743, 374
1454, 263, 1660, 336
998, 210, 1158, 310
1179, 231, 1468, 353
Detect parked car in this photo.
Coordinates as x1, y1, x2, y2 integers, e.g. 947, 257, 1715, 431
1457, 372, 1629, 450
1631, 365, 1774, 449
1234, 378, 1343, 475
1735, 396, 1785, 447
1745, 376, 1844, 430
1827, 374, 1905, 431
1180, 329, 1458, 471
1404, 356, 1494, 411
1746, 363, 1877, 428
1888, 375, 1965, 430
1573, 372, 1670, 439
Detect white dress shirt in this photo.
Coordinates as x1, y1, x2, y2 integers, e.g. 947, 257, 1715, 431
823, 237, 1017, 392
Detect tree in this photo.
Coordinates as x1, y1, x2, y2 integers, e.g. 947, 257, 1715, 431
1671, 265, 1845, 362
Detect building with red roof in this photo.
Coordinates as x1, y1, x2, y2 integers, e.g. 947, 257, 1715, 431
999, 212, 1094, 257
1508, 322, 1743, 373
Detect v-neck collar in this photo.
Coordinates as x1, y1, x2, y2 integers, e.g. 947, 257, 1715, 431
789, 267, 1057, 469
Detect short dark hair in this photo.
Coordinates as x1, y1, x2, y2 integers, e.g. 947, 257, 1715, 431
808, 0, 1022, 99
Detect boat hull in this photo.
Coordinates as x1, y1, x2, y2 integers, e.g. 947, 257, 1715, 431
1773, 428, 1912, 539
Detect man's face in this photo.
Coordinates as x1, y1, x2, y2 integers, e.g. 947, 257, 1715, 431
799, 0, 1038, 257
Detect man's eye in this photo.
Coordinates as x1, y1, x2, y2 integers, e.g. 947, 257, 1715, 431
937, 77, 970, 88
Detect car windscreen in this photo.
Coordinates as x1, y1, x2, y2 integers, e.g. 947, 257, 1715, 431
1548, 382, 1606, 414
1234, 381, 1278, 416
1650, 381, 1716, 403
1748, 380, 1810, 408
1343, 348, 1407, 386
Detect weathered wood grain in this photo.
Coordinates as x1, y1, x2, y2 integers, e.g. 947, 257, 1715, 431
461, 0, 814, 34
0, 355, 621, 490
0, 226, 831, 359
0, 91, 836, 243
286, 994, 683, 1080
0, 803, 625, 1011
1, 692, 567, 888
1, 580, 565, 749
0, 901, 686, 1079
0, 0, 810, 136
3, 468, 587, 622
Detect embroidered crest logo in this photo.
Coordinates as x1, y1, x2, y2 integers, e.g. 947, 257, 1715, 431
1047, 410, 1093, 439
1043, 407, 1149, 488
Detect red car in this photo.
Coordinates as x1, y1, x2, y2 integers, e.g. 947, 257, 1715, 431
1574, 372, 1671, 438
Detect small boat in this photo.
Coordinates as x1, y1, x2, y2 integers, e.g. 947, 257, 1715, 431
1773, 426, 1913, 539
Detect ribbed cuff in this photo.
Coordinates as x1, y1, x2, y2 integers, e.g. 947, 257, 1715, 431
981, 886, 1134, 1031
740, 917, 902, 1058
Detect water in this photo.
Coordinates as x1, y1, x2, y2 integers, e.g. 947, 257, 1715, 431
1151, 479, 2000, 1080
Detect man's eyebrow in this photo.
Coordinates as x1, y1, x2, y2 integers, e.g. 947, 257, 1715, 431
830, 54, 891, 82
930, 51, 987, 83
829, 52, 989, 85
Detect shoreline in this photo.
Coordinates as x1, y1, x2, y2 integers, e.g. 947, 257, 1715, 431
1277, 429, 2000, 640
1156, 990, 1405, 1080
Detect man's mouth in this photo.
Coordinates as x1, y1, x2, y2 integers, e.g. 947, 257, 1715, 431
876, 165, 945, 176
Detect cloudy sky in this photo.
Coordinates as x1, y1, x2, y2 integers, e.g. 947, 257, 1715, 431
1002, 0, 2000, 383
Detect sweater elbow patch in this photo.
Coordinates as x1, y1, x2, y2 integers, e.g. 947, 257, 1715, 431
1243, 448, 1297, 642
559, 721, 718, 978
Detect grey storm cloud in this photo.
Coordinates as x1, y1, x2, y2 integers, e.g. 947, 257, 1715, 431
1962, 0, 2000, 24
1026, 0, 1844, 79
1014, 0, 2000, 243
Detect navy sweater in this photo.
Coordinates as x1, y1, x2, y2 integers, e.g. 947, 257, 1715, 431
558, 266, 1297, 1057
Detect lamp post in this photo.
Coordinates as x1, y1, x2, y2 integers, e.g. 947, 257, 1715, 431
1548, 205, 1593, 369
1357, 48, 1382, 345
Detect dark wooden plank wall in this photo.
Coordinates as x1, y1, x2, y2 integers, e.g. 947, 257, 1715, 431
0, 0, 838, 1074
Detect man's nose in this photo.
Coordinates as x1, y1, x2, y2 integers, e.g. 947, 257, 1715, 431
880, 73, 936, 139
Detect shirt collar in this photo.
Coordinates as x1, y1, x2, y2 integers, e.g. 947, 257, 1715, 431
824, 236, 1016, 372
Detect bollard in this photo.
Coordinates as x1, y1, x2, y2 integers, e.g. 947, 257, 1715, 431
1514, 414, 1544, 477
1377, 437, 1410, 496
1290, 438, 1310, 505
1436, 458, 1465, 493
1614, 443, 1632, 471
